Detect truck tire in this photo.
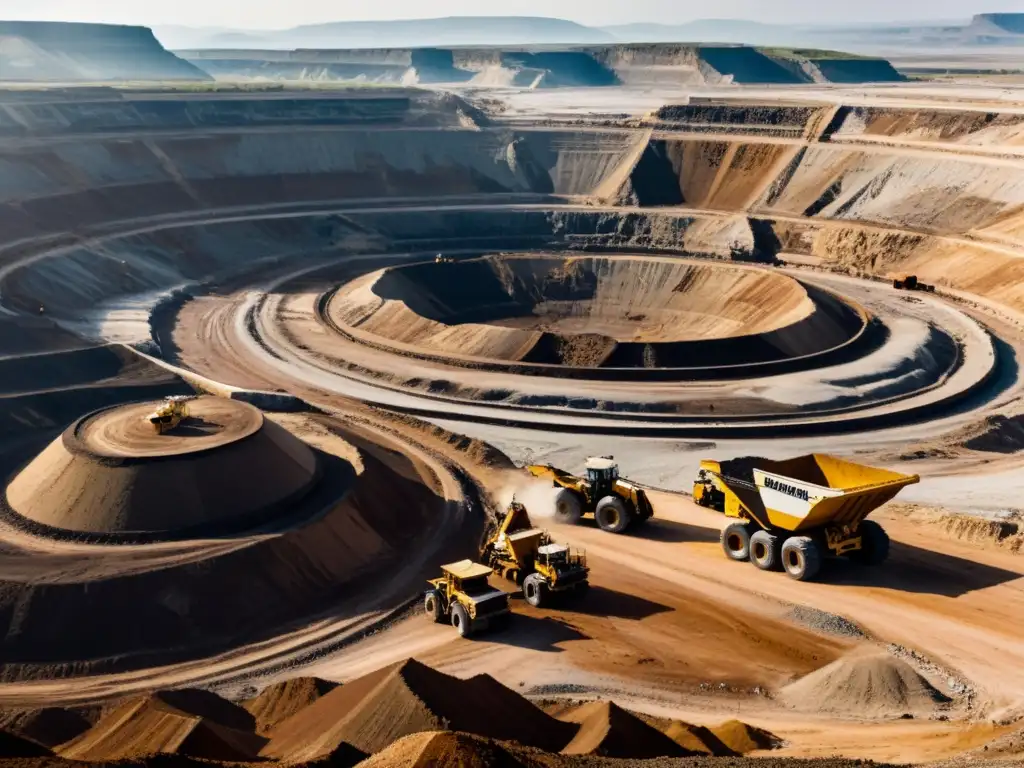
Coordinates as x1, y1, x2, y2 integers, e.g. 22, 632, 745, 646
721, 522, 752, 561
595, 496, 633, 533
554, 489, 583, 525
854, 520, 890, 566
451, 603, 473, 638
424, 590, 443, 623
750, 530, 781, 571
523, 573, 548, 608
781, 537, 822, 581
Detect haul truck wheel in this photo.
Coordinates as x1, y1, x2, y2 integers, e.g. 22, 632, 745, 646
424, 591, 443, 623
451, 603, 473, 638
721, 522, 752, 561
782, 537, 822, 581
523, 573, 548, 608
554, 489, 583, 525
853, 520, 890, 566
596, 496, 632, 533
750, 530, 781, 571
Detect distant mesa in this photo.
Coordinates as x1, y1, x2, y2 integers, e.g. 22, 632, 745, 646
1, 396, 320, 540
0, 21, 210, 82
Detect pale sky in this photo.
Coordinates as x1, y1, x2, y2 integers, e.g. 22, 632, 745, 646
0, 0, 1013, 29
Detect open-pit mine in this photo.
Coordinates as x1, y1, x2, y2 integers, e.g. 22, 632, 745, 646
1, 21, 1024, 768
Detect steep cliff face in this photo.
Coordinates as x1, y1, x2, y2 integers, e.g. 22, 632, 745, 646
181, 44, 901, 87
0, 22, 210, 82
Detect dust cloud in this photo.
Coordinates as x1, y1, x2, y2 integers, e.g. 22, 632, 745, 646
495, 474, 561, 519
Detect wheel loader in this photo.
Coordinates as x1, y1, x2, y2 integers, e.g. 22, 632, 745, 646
424, 560, 510, 638
694, 455, 918, 581
145, 395, 197, 434
481, 499, 589, 608
526, 457, 653, 533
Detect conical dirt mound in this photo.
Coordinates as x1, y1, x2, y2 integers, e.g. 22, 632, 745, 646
355, 731, 533, 768
4, 397, 319, 540
780, 651, 949, 717
710, 719, 783, 754
245, 677, 339, 735
0, 707, 91, 749
263, 659, 575, 762
59, 689, 265, 762
0, 729, 51, 758
663, 721, 736, 756
559, 701, 691, 758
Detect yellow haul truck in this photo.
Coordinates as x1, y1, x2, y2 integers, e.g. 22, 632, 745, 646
693, 454, 918, 581
425, 560, 511, 637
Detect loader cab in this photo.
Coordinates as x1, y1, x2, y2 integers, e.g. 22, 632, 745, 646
585, 456, 619, 497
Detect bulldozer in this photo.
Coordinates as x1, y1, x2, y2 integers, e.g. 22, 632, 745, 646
527, 457, 653, 533
693, 455, 918, 581
145, 395, 197, 434
892, 274, 935, 292
481, 499, 589, 608
424, 560, 510, 638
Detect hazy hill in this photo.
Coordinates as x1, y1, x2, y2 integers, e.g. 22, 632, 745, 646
0, 21, 210, 81
156, 16, 613, 50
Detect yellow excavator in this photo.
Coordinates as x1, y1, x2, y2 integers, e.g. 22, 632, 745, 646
526, 456, 653, 533
145, 395, 196, 434
481, 499, 589, 608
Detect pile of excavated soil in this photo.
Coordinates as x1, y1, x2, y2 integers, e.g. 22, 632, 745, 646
243, 677, 339, 736
355, 731, 529, 768
662, 722, 735, 756
3, 397, 319, 539
559, 701, 690, 758
0, 709, 92, 749
0, 427, 453, 678
330, 254, 854, 370
59, 690, 265, 762
262, 659, 577, 761
356, 730, 908, 768
779, 651, 949, 718
935, 513, 1023, 554
709, 721, 784, 755
0, 730, 52, 757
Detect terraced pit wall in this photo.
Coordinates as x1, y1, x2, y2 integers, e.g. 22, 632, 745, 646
3, 93, 1024, 360
180, 44, 904, 86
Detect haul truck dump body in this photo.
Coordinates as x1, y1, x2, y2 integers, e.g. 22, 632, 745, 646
694, 454, 918, 581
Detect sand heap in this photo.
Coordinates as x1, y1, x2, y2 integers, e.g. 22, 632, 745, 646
663, 721, 736, 756
559, 701, 690, 758
0, 729, 52, 758
3, 397, 320, 540
243, 677, 339, 736
0, 708, 92, 749
331, 254, 860, 370
262, 659, 576, 762
710, 720, 784, 754
354, 731, 527, 768
60, 689, 266, 762
779, 651, 949, 718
